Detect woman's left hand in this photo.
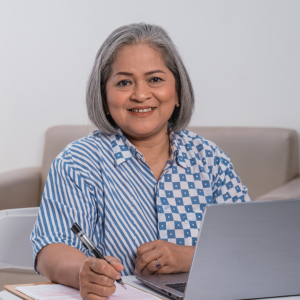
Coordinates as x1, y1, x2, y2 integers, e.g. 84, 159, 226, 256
135, 240, 195, 275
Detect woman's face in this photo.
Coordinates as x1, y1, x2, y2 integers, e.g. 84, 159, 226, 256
106, 43, 178, 139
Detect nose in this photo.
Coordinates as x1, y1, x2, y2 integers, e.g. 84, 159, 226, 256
131, 81, 151, 102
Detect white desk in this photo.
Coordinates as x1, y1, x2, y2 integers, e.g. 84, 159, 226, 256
1, 276, 300, 300
0, 291, 22, 300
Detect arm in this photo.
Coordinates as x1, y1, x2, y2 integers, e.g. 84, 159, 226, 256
31, 149, 123, 299
36, 244, 86, 288
211, 147, 252, 203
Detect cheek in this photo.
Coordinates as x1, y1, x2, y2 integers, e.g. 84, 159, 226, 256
154, 85, 177, 104
106, 90, 127, 109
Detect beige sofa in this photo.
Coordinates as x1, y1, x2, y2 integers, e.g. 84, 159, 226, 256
0, 125, 300, 289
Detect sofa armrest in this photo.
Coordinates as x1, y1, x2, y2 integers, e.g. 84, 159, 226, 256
0, 168, 41, 210
254, 175, 300, 201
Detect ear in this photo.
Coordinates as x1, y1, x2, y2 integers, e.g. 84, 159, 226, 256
103, 100, 110, 115
175, 94, 180, 107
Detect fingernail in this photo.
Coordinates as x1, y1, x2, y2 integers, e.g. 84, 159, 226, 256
115, 274, 121, 280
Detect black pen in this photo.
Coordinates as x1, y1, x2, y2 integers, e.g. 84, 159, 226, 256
71, 222, 126, 289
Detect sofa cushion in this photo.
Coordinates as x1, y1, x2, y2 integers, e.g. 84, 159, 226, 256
255, 175, 300, 201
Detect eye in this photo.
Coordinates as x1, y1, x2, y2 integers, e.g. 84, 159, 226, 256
117, 80, 131, 87
149, 77, 163, 83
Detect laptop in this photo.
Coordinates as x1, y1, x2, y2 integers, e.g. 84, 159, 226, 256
136, 199, 300, 300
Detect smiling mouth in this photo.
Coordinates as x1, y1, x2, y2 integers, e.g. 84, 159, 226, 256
129, 107, 156, 113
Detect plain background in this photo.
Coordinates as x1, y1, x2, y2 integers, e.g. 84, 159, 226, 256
0, 0, 299, 174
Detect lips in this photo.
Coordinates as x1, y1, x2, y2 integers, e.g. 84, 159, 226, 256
128, 106, 157, 113
127, 106, 157, 117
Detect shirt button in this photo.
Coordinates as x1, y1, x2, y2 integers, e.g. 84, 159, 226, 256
136, 153, 141, 159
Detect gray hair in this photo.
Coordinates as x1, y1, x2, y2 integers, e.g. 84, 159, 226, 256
86, 23, 194, 134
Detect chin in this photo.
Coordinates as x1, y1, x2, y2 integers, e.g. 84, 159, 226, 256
130, 127, 156, 137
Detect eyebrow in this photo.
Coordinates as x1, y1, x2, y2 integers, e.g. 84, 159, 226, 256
113, 70, 166, 77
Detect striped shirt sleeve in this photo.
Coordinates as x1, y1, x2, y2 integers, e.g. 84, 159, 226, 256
30, 150, 99, 273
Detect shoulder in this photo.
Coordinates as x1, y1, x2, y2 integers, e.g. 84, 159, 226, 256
57, 130, 106, 157
53, 130, 115, 175
175, 129, 231, 168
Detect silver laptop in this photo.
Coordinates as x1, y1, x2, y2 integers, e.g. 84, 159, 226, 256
136, 199, 300, 300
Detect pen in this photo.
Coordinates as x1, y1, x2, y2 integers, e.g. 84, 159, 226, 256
71, 222, 126, 289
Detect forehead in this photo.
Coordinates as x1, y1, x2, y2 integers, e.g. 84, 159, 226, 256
111, 43, 167, 72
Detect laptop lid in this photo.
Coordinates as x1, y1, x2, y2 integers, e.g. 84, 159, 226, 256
185, 199, 300, 300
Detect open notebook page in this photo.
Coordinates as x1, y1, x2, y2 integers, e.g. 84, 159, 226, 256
16, 284, 161, 300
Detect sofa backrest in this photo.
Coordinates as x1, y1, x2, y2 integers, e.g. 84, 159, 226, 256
41, 125, 299, 201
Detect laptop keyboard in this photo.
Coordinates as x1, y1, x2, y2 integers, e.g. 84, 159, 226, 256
165, 282, 186, 293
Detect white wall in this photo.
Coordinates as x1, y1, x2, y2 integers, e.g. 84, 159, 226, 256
0, 0, 299, 173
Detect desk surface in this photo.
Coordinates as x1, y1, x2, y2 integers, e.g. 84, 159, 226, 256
1, 275, 300, 300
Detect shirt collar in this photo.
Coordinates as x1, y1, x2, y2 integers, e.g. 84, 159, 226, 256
109, 125, 187, 169
169, 127, 187, 169
109, 127, 143, 166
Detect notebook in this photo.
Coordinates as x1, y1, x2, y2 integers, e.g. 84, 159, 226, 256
5, 282, 166, 300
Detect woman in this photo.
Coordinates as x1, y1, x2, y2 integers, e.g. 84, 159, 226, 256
31, 23, 251, 299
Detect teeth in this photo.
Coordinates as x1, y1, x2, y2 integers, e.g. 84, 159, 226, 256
131, 108, 155, 113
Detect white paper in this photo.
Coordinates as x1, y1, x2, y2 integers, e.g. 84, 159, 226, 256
16, 285, 81, 300
109, 284, 161, 299
16, 283, 161, 300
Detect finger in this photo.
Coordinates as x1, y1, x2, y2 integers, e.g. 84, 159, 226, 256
141, 258, 164, 275
135, 249, 161, 274
89, 282, 116, 297
154, 265, 171, 275
105, 256, 121, 264
87, 272, 115, 287
105, 256, 124, 272
88, 257, 120, 280
80, 281, 116, 299
136, 241, 157, 260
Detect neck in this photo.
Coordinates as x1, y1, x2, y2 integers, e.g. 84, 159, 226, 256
123, 124, 170, 159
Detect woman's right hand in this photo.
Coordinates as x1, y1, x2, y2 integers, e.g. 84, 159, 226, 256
79, 256, 124, 300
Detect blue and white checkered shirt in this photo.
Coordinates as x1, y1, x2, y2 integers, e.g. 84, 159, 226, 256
31, 127, 251, 275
